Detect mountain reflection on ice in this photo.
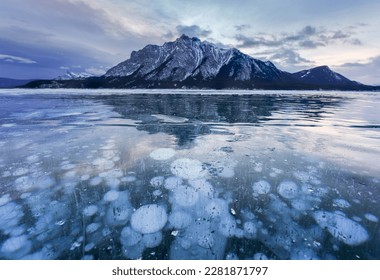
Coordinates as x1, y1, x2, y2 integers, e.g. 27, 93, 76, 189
0, 90, 379, 260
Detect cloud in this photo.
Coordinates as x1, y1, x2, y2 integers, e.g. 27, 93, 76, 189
334, 55, 380, 85
234, 34, 280, 48
176, 25, 212, 38
234, 24, 251, 31
85, 66, 107, 76
269, 48, 314, 66
0, 54, 36, 64
235, 25, 363, 51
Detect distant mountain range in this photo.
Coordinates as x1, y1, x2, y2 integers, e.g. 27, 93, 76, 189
56, 71, 92, 80
0, 77, 35, 88
23, 35, 379, 90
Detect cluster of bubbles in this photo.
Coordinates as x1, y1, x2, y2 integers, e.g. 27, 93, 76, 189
0, 141, 378, 260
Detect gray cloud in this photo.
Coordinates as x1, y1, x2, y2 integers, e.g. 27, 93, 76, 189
301, 25, 317, 36
235, 34, 280, 48
269, 49, 314, 66
176, 25, 212, 38
299, 40, 325, 49
234, 24, 251, 32
334, 56, 380, 85
235, 25, 363, 51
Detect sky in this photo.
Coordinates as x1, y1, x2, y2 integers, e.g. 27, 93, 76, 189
1, 0, 380, 85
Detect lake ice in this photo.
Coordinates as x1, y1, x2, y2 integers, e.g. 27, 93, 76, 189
0, 89, 379, 260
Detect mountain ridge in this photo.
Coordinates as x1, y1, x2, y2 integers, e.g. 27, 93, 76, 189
23, 35, 378, 91
0, 77, 35, 88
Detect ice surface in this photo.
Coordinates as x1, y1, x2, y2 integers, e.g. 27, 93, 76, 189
1, 90, 379, 260
130, 204, 168, 234
150, 148, 176, 160
313, 211, 369, 246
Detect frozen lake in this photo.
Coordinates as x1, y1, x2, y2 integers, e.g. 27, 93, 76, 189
0, 89, 379, 260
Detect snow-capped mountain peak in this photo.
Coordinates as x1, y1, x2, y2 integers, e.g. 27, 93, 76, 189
104, 35, 285, 85
56, 71, 92, 80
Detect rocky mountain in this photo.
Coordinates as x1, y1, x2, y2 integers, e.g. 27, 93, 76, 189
291, 66, 362, 88
24, 35, 378, 90
104, 34, 288, 87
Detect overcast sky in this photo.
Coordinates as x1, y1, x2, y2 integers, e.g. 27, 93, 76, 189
1, 0, 380, 84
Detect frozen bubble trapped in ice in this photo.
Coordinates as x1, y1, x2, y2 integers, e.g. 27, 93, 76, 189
120, 227, 142, 247
170, 158, 206, 180
313, 211, 369, 246
189, 179, 214, 198
93, 158, 115, 170
1, 235, 31, 259
169, 211, 192, 229
131, 204, 168, 234
205, 199, 229, 218
89, 176, 102, 186
0, 194, 11, 207
104, 190, 120, 202
253, 253, 268, 260
105, 191, 132, 226
364, 213, 378, 223
143, 231, 163, 248
150, 148, 176, 161
173, 185, 199, 207
164, 176, 183, 190
252, 180, 271, 196
150, 176, 164, 188
83, 205, 98, 217
277, 180, 299, 199
333, 198, 351, 209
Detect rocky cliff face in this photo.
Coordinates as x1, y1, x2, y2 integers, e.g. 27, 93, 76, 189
105, 35, 288, 87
